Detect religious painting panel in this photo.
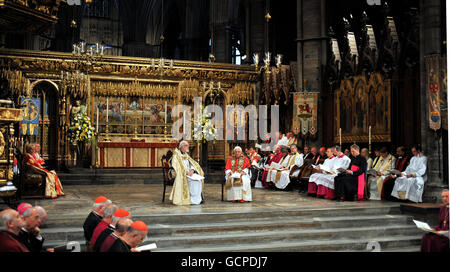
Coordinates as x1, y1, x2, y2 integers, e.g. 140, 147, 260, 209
93, 95, 174, 137
334, 73, 391, 143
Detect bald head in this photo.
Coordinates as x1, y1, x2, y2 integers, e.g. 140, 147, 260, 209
0, 209, 25, 235
116, 218, 133, 236
34, 206, 47, 226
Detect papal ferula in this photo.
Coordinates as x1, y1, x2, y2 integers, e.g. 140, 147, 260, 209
169, 140, 205, 205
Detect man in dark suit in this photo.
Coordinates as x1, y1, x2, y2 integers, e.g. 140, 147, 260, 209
17, 206, 44, 252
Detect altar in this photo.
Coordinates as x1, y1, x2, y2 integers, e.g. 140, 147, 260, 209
98, 141, 177, 168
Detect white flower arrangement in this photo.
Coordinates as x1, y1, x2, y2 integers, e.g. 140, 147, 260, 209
193, 110, 217, 143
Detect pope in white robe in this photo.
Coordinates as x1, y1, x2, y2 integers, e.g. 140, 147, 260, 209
391, 149, 427, 203
169, 141, 205, 205
225, 146, 252, 202
309, 148, 351, 192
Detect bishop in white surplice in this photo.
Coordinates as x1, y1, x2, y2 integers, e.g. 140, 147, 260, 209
309, 147, 351, 191
273, 145, 304, 190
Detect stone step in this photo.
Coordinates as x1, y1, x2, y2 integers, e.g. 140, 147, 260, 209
40, 214, 412, 242
58, 172, 224, 185
146, 225, 423, 248
146, 215, 412, 236
43, 205, 401, 228
381, 246, 421, 252
155, 235, 422, 252
42, 225, 422, 252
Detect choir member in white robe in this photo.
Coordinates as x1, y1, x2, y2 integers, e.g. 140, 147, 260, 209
391, 146, 427, 203
308, 146, 351, 198
274, 145, 304, 190
225, 146, 252, 202
367, 147, 396, 200
170, 141, 205, 205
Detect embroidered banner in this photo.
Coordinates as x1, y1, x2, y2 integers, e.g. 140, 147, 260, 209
20, 97, 40, 135
292, 92, 318, 138
439, 56, 447, 130
427, 56, 441, 130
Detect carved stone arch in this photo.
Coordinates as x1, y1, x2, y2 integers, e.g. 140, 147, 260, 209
27, 79, 60, 168
29, 79, 60, 96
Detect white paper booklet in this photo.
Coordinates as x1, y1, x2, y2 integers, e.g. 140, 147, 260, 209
413, 220, 433, 232
231, 172, 242, 179
189, 173, 205, 181
251, 160, 261, 169
269, 162, 282, 170
136, 243, 157, 251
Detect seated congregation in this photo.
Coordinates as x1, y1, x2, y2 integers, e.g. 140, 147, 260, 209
246, 131, 428, 203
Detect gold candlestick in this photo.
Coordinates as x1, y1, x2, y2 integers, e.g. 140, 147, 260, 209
104, 121, 111, 142
132, 110, 139, 140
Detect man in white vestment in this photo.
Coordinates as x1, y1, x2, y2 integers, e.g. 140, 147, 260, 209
266, 147, 290, 184
169, 141, 205, 205
367, 147, 396, 200
391, 146, 427, 203
225, 146, 252, 202
308, 146, 351, 197
272, 144, 304, 190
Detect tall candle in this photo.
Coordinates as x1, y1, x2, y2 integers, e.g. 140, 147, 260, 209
96, 106, 99, 133
165, 101, 167, 124
369, 126, 372, 147
183, 111, 186, 135
106, 98, 109, 123
339, 128, 342, 147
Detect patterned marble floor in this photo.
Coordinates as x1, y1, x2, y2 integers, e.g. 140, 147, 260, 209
19, 184, 400, 219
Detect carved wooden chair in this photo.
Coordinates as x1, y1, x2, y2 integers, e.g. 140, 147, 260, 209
18, 151, 47, 199
161, 151, 174, 203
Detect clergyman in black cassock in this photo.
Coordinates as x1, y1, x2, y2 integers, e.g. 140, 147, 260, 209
18, 228, 44, 252
334, 153, 367, 201
107, 237, 132, 252
83, 211, 102, 243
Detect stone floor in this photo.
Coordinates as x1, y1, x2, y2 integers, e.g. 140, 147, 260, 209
15, 184, 402, 219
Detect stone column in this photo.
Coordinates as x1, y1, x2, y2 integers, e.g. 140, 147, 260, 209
296, 0, 326, 146
118, 0, 154, 57
420, 0, 447, 202
184, 0, 209, 61
248, 0, 266, 58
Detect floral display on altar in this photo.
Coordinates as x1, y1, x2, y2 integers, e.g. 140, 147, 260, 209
68, 112, 96, 145
193, 110, 217, 143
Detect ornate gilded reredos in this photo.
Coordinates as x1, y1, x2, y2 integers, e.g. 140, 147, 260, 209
0, 49, 259, 83
0, 130, 4, 157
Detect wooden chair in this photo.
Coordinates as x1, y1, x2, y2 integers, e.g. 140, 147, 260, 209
221, 166, 225, 201
17, 151, 47, 199
161, 151, 174, 203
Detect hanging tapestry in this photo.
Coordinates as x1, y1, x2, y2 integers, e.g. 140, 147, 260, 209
292, 92, 318, 138
426, 55, 442, 131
